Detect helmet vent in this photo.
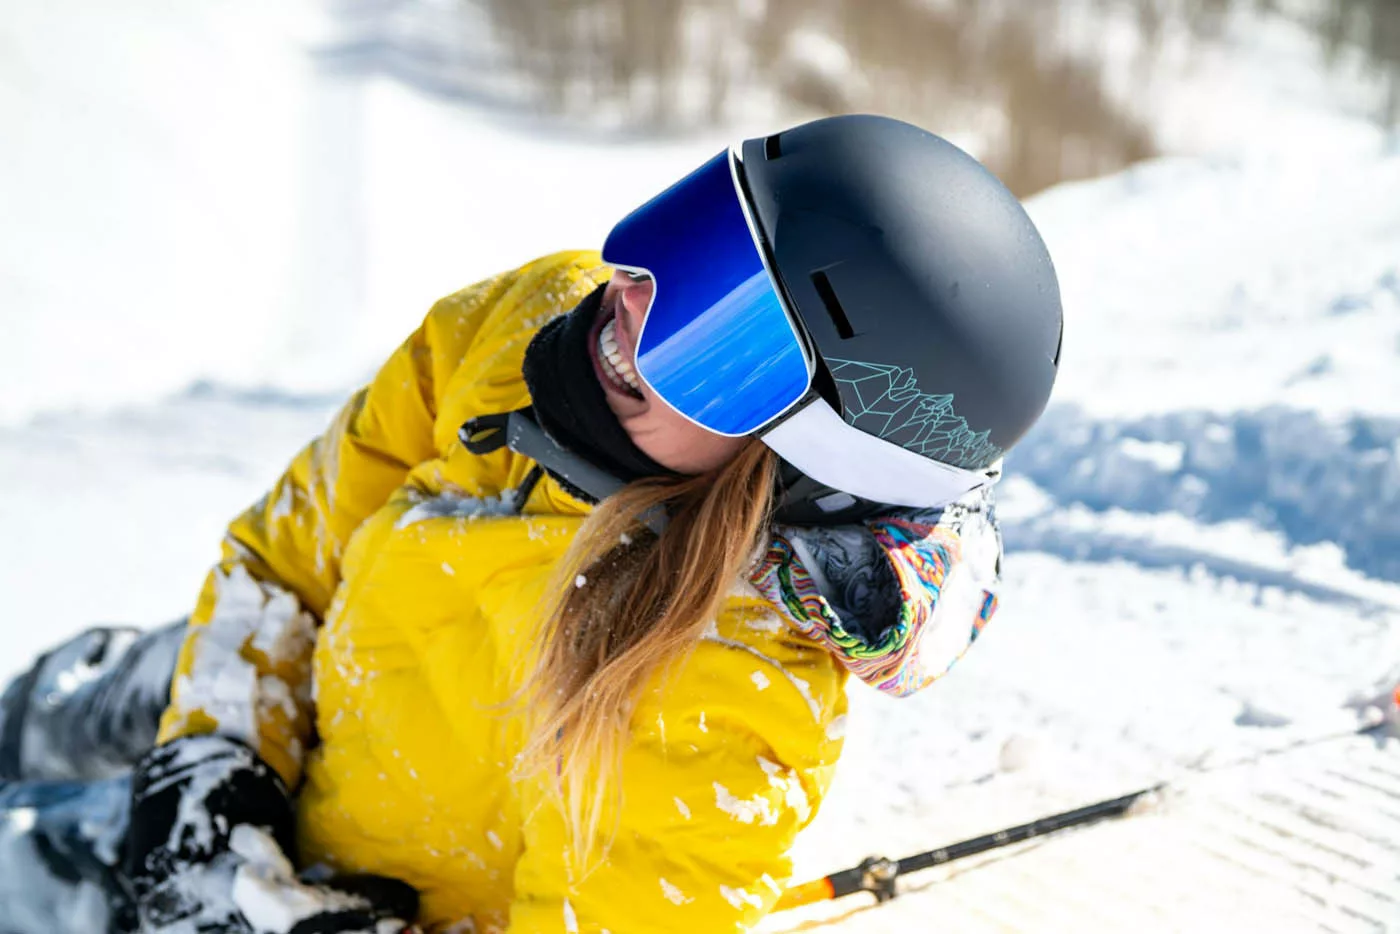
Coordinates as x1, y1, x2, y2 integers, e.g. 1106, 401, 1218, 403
764, 134, 783, 160
811, 270, 855, 339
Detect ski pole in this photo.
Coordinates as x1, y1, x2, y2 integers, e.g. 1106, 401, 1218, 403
777, 698, 1396, 913
775, 785, 1162, 911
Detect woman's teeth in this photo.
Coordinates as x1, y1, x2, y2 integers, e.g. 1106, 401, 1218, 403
598, 318, 643, 394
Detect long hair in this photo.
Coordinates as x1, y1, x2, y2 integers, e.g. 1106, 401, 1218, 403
515, 439, 779, 868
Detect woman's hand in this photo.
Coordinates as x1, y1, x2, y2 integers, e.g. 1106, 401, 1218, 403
124, 735, 418, 933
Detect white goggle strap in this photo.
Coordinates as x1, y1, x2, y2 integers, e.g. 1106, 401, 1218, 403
760, 400, 992, 510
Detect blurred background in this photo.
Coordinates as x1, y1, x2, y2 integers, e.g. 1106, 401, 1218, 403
4, 0, 1395, 419
3, 2, 1400, 931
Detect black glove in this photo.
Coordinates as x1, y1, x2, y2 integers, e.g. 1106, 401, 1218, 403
123, 734, 418, 933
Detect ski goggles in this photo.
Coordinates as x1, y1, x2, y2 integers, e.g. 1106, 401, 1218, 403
602, 148, 993, 509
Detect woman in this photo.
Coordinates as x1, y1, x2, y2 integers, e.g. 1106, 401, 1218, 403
0, 114, 1061, 932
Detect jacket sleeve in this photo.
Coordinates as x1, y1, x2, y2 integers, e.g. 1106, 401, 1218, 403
156, 275, 514, 787
507, 605, 847, 934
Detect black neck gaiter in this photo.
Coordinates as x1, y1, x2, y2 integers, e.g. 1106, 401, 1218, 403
522, 284, 677, 488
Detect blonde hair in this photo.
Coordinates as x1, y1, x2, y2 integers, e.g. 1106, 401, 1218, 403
515, 440, 779, 867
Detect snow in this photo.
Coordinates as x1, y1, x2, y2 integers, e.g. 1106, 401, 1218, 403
2, 3, 1398, 932
759, 757, 812, 819
1116, 438, 1185, 473
659, 877, 693, 905
6, 808, 36, 834
1066, 0, 1393, 163
1012, 406, 1400, 581
231, 824, 375, 932
0, 2, 314, 424
395, 490, 520, 529
1032, 152, 1400, 420
721, 883, 765, 911
714, 782, 779, 827
163, 566, 314, 747
252, 590, 318, 666
996, 734, 1042, 773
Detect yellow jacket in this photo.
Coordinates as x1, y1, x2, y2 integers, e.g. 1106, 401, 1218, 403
157, 252, 856, 932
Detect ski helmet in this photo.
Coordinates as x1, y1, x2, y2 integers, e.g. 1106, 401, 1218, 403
602, 114, 1062, 523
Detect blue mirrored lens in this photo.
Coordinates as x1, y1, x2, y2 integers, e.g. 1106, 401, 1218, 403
603, 152, 810, 436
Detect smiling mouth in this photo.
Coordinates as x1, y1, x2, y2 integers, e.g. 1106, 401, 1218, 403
595, 313, 645, 399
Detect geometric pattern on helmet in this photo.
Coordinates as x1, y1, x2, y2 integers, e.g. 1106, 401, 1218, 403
827, 358, 1004, 470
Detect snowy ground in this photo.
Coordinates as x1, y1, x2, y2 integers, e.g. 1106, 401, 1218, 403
4, 143, 1398, 930
4, 2, 1400, 931
770, 731, 1400, 932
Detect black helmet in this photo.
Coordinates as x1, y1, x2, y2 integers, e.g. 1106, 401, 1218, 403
483, 114, 1063, 524
736, 115, 1063, 522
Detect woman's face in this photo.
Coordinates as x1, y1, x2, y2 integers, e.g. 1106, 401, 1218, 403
587, 270, 748, 474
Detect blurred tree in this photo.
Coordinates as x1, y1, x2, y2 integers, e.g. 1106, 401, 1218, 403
455, 0, 1159, 194
1110, 0, 1400, 125
1314, 0, 1400, 124
318, 0, 1398, 196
